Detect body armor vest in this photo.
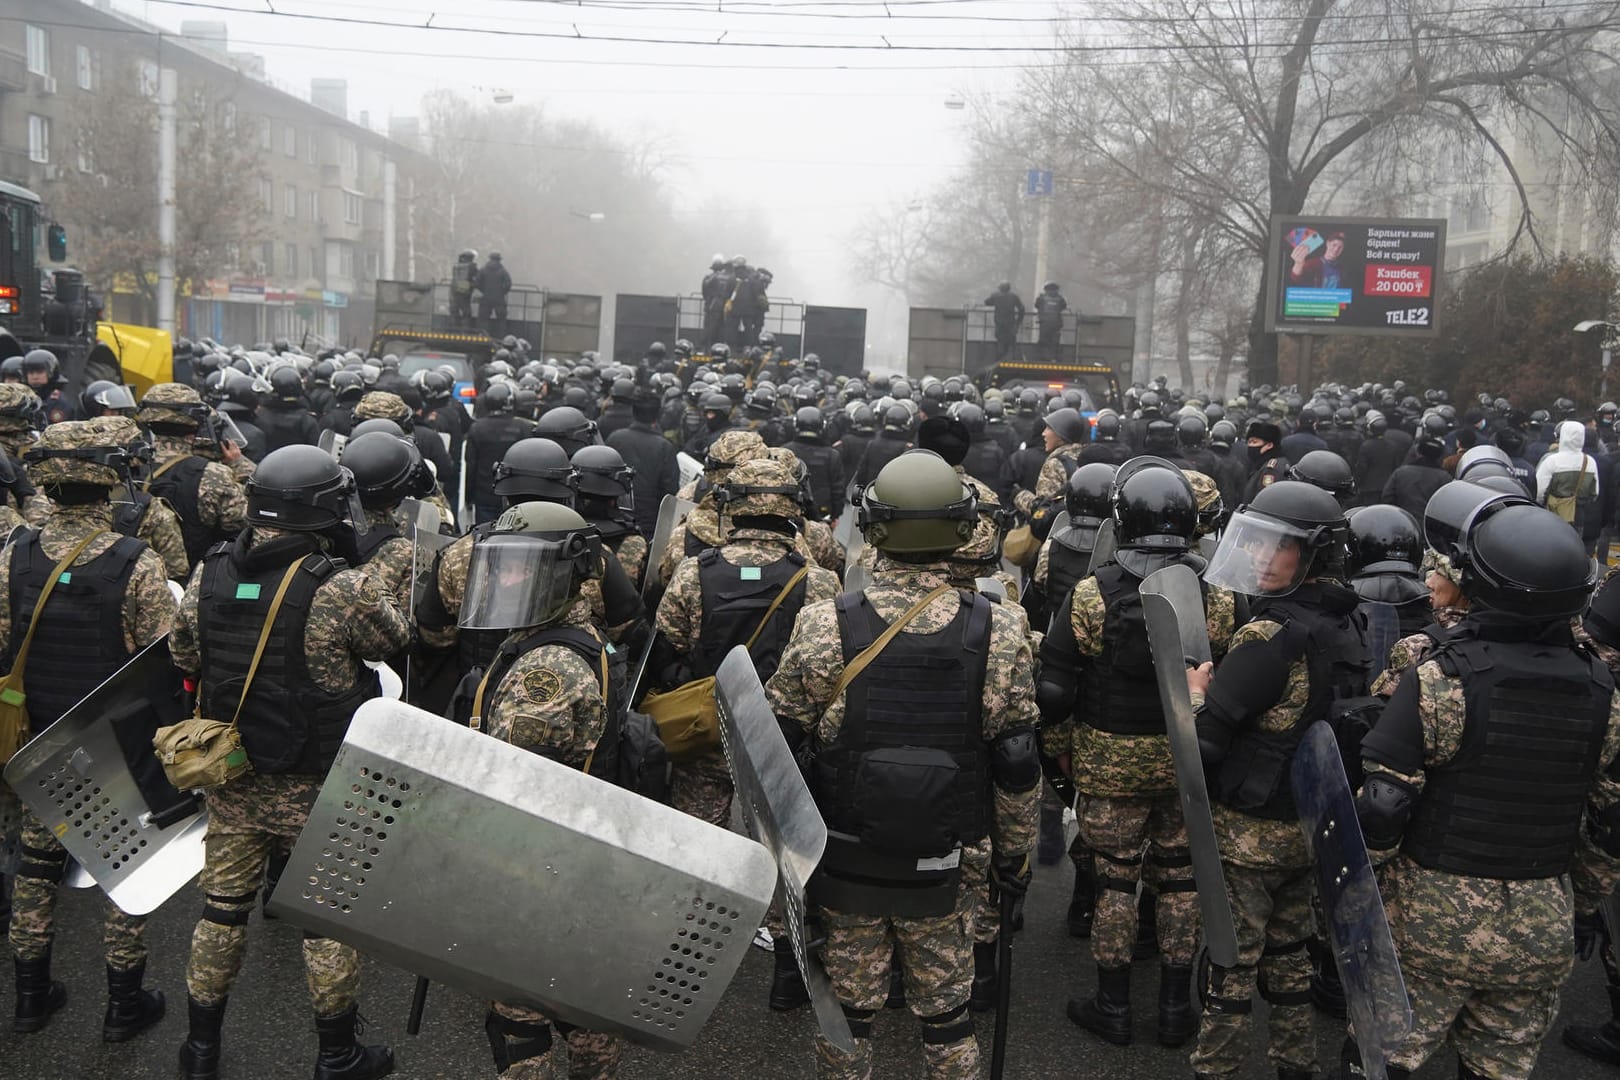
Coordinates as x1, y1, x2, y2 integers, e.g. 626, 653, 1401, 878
196, 537, 380, 775
481, 624, 622, 758
355, 522, 401, 565
1213, 590, 1370, 821
8, 530, 143, 729
1401, 632, 1612, 879
112, 492, 153, 542
1080, 563, 1188, 736
1046, 530, 1093, 605
146, 455, 220, 566
692, 548, 807, 680
812, 590, 992, 858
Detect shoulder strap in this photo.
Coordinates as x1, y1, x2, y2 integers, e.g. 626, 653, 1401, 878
228, 559, 306, 727
742, 563, 812, 652
10, 530, 107, 680
827, 584, 954, 705
142, 453, 197, 492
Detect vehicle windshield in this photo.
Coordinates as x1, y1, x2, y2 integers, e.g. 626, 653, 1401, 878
399, 350, 472, 382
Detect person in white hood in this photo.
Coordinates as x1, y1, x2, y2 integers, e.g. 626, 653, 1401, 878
1536, 419, 1600, 539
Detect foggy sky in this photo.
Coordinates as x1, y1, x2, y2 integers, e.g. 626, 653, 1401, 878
122, 0, 1065, 354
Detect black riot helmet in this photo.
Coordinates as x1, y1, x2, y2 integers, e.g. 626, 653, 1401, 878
571, 444, 634, 500
1423, 481, 1593, 618
1065, 461, 1118, 523
482, 381, 516, 415
268, 365, 305, 405
533, 405, 601, 457
1176, 413, 1207, 448
1209, 419, 1237, 449
1205, 480, 1349, 596
954, 402, 986, 434
794, 406, 824, 436
881, 404, 910, 433
1345, 504, 1422, 577
80, 380, 137, 417
331, 370, 366, 405
1287, 449, 1354, 505
342, 431, 434, 509
244, 444, 364, 533
1111, 459, 1198, 577
1094, 412, 1121, 442
493, 438, 577, 505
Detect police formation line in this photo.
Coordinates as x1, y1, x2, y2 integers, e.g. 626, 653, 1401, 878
3, 345, 1620, 1080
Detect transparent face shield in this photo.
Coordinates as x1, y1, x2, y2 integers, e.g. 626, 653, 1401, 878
1202, 510, 1319, 597
459, 533, 579, 630
194, 407, 248, 452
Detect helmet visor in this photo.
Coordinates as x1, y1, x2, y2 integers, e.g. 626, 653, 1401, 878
1202, 509, 1318, 597
459, 534, 576, 630
196, 409, 248, 451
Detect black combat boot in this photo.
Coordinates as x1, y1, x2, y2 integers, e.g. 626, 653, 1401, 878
312, 1005, 394, 1080
1156, 963, 1195, 1047
13, 952, 66, 1033
1037, 804, 1065, 866
1563, 984, 1620, 1065
178, 995, 227, 1080
1067, 855, 1096, 938
1309, 934, 1346, 1018
102, 961, 165, 1042
969, 941, 998, 1012
768, 938, 809, 1012
1066, 964, 1131, 1045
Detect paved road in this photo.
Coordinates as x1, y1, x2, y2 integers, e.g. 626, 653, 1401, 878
3, 861, 1617, 1079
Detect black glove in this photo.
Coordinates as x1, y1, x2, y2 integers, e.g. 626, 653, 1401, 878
990, 852, 1032, 899
1576, 908, 1608, 962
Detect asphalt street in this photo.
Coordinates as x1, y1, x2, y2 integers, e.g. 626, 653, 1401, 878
2, 858, 1617, 1080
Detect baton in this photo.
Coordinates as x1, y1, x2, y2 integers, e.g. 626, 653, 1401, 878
407, 976, 430, 1035
990, 883, 1015, 1080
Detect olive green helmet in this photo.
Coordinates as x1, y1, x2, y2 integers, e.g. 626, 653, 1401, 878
859, 449, 977, 554
461, 501, 602, 630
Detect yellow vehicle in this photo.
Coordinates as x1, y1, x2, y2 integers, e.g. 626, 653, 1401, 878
96, 322, 173, 397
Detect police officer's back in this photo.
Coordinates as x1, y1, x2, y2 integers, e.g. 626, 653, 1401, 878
784, 407, 845, 521
466, 385, 537, 523
607, 393, 681, 538
258, 368, 321, 452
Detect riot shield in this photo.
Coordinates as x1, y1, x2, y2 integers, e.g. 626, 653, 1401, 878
976, 577, 1007, 601
318, 429, 347, 460
2, 638, 206, 916
1292, 721, 1411, 1080
643, 494, 696, 602
1198, 532, 1220, 560
1359, 601, 1401, 673
1086, 519, 1117, 577
713, 647, 856, 1054
264, 700, 776, 1050
409, 515, 455, 618
832, 511, 858, 556
1048, 510, 1071, 536
676, 451, 703, 490
1138, 564, 1238, 968
844, 563, 874, 594
398, 497, 442, 539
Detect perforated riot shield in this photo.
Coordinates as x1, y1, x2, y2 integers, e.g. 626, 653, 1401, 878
833, 509, 858, 555
2, 637, 206, 915
1292, 721, 1411, 1080
713, 647, 856, 1054
1138, 564, 1238, 967
1086, 518, 1117, 577
1360, 601, 1401, 673
265, 700, 776, 1050
318, 429, 347, 460
643, 494, 696, 602
407, 510, 455, 619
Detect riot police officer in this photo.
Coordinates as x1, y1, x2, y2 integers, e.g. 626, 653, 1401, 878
258, 367, 321, 452
785, 406, 845, 522
342, 430, 438, 609
605, 392, 679, 539
571, 445, 647, 589
135, 384, 248, 569
466, 384, 537, 525
1025, 461, 1116, 637
1345, 504, 1430, 639
172, 445, 409, 1080
853, 404, 913, 488
765, 450, 1041, 1079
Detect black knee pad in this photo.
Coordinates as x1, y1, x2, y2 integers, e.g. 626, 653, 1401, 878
202, 891, 257, 928
485, 1010, 553, 1071
1096, 853, 1142, 894
840, 1004, 876, 1039
1202, 960, 1253, 1016
919, 1001, 974, 1045
16, 845, 67, 883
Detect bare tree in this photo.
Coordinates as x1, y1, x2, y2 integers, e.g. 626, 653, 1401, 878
1023, 0, 1620, 386
53, 63, 267, 322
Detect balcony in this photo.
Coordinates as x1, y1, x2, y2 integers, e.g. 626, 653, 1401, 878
0, 48, 24, 93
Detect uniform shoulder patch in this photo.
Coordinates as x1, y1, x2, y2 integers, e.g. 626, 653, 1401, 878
522, 668, 564, 704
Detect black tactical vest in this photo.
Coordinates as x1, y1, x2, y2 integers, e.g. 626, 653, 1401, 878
112, 492, 153, 542
146, 455, 221, 566
354, 522, 401, 565
1213, 589, 1370, 821
7, 530, 143, 728
196, 536, 380, 775
1046, 528, 1093, 606
1080, 562, 1187, 736
1401, 633, 1612, 879
812, 589, 992, 856
692, 548, 807, 680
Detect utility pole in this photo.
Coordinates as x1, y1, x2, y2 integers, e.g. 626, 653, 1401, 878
156, 67, 178, 333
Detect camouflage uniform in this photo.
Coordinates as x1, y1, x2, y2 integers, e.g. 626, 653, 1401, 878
766, 562, 1040, 1080
608, 533, 648, 592
1014, 442, 1083, 516
483, 598, 622, 1079
361, 505, 417, 611
658, 430, 768, 587
1365, 653, 1620, 1078
1189, 617, 1318, 1079
1369, 606, 1466, 697
0, 384, 52, 525
352, 393, 454, 523
147, 433, 248, 540
420, 530, 476, 651
1044, 575, 1236, 971
171, 528, 410, 1016
2, 502, 176, 974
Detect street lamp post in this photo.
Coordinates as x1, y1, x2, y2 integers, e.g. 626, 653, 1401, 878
1576, 320, 1619, 400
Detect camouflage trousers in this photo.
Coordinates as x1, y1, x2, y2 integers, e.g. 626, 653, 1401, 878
958, 841, 998, 946
185, 828, 360, 1017
8, 807, 147, 969
1077, 792, 1198, 968
814, 889, 979, 1080
1387, 972, 1558, 1079
670, 750, 734, 829
1189, 862, 1316, 1079
490, 1000, 623, 1080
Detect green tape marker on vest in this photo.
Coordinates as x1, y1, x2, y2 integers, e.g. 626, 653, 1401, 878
235, 583, 261, 601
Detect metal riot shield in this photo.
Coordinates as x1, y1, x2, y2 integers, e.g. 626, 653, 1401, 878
676, 451, 703, 490
264, 700, 776, 1050
713, 647, 856, 1054
832, 510, 858, 555
1138, 564, 1238, 967
1359, 601, 1401, 673
2, 638, 206, 915
1292, 721, 1411, 1080
844, 563, 874, 594
976, 577, 1007, 601
1086, 518, 1117, 577
643, 494, 696, 602
318, 429, 347, 460
398, 497, 442, 539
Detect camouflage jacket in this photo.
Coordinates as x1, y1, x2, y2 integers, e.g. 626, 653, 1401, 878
418, 530, 476, 651
483, 599, 607, 772
1370, 605, 1466, 697
1014, 443, 1084, 516
361, 506, 417, 612
658, 536, 841, 657
765, 561, 1041, 858
150, 435, 249, 537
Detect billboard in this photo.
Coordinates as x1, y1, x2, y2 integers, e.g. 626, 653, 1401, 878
1264, 216, 1446, 338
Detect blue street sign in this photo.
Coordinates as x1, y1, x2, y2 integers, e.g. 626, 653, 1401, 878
1026, 169, 1054, 197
